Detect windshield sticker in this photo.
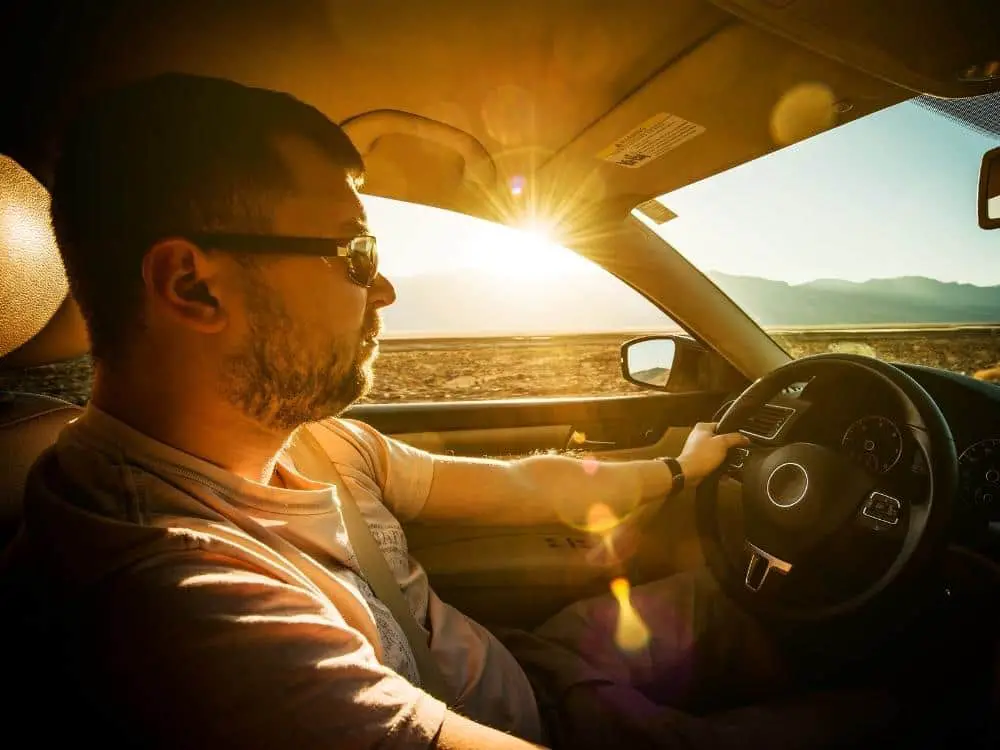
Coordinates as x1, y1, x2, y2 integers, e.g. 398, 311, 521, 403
635, 199, 677, 224
597, 112, 705, 168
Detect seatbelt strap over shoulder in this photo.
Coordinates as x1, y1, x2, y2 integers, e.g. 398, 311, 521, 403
291, 424, 453, 705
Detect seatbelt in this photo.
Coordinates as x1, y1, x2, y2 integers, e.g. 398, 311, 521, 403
291, 425, 453, 705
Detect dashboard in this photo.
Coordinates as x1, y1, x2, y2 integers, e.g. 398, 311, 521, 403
765, 363, 1000, 541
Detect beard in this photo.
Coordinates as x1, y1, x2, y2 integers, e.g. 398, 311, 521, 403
220, 269, 380, 432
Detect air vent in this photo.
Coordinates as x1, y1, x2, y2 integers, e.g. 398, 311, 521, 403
741, 403, 795, 440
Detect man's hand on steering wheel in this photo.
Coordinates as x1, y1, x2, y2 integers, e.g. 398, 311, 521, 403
676, 422, 750, 487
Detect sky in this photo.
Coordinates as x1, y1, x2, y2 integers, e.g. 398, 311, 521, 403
650, 99, 1000, 286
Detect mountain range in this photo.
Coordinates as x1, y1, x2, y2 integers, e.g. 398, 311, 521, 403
707, 272, 1000, 327
380, 271, 1000, 336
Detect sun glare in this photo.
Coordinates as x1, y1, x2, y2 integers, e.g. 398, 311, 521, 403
517, 218, 554, 243
472, 220, 586, 279
367, 194, 596, 281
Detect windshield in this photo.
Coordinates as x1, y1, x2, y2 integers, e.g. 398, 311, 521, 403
644, 98, 1000, 382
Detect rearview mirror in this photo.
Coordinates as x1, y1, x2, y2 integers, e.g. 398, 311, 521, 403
622, 337, 676, 388
978, 146, 1000, 229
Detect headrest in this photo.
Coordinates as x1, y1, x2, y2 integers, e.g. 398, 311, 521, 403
0, 157, 68, 358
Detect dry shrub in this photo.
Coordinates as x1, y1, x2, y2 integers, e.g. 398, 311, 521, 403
975, 365, 1000, 382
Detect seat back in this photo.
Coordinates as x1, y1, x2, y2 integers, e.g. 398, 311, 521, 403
0, 392, 136, 745
0, 391, 81, 547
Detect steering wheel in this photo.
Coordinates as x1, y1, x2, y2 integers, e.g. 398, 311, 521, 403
697, 353, 957, 623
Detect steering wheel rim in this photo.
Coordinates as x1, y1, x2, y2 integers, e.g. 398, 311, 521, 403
697, 353, 957, 623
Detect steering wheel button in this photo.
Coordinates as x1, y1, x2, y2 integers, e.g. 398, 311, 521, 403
863, 492, 901, 525
728, 447, 750, 469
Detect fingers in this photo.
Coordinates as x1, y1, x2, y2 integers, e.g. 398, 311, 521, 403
720, 431, 750, 447
691, 421, 747, 445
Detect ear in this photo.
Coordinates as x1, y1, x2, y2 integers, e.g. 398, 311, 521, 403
141, 239, 229, 334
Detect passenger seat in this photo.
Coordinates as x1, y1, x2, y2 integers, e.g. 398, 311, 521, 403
0, 391, 81, 548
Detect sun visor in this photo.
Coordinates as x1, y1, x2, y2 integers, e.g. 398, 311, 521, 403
709, 0, 1000, 98
0, 156, 70, 358
342, 110, 497, 210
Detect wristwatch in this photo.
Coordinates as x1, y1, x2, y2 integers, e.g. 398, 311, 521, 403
661, 457, 685, 497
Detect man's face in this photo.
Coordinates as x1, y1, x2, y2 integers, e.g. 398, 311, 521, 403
219, 135, 396, 431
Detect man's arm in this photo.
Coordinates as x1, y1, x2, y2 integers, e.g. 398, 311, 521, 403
416, 422, 748, 526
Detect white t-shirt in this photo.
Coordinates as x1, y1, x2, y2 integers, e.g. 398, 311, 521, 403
49, 407, 541, 744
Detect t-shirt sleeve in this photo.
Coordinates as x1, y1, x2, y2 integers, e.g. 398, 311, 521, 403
83, 551, 447, 749
310, 418, 436, 521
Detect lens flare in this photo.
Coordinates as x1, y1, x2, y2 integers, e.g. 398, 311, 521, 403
610, 577, 650, 653
769, 82, 837, 146
585, 502, 618, 534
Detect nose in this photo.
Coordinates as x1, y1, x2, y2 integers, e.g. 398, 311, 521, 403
368, 272, 396, 308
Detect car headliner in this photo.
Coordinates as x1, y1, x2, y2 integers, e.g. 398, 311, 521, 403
0, 0, 995, 369
4, 1, 923, 213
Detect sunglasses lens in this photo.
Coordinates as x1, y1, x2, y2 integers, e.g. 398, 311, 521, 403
348, 236, 378, 286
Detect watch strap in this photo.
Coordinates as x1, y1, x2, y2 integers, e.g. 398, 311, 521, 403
661, 457, 685, 497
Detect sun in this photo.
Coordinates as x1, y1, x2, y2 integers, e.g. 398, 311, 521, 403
459, 218, 595, 280
364, 194, 598, 281
517, 218, 555, 242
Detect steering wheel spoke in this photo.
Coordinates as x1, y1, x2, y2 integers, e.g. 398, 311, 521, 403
723, 442, 773, 481
744, 541, 793, 592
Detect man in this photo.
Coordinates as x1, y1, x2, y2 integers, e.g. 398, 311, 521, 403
6, 74, 891, 749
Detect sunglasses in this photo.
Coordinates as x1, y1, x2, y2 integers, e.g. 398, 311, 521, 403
186, 232, 380, 287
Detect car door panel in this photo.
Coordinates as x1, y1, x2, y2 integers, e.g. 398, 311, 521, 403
386, 423, 695, 462
346, 391, 726, 457
390, 424, 573, 457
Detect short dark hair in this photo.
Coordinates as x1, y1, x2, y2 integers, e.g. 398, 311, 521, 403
50, 73, 364, 363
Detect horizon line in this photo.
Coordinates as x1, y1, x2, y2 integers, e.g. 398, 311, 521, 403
379, 322, 1000, 340
707, 271, 1000, 289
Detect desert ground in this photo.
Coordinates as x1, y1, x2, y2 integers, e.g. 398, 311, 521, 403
2, 327, 998, 407
364, 327, 1000, 403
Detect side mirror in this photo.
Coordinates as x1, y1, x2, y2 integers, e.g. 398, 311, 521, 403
978, 146, 1000, 229
621, 334, 747, 393
621, 337, 676, 388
